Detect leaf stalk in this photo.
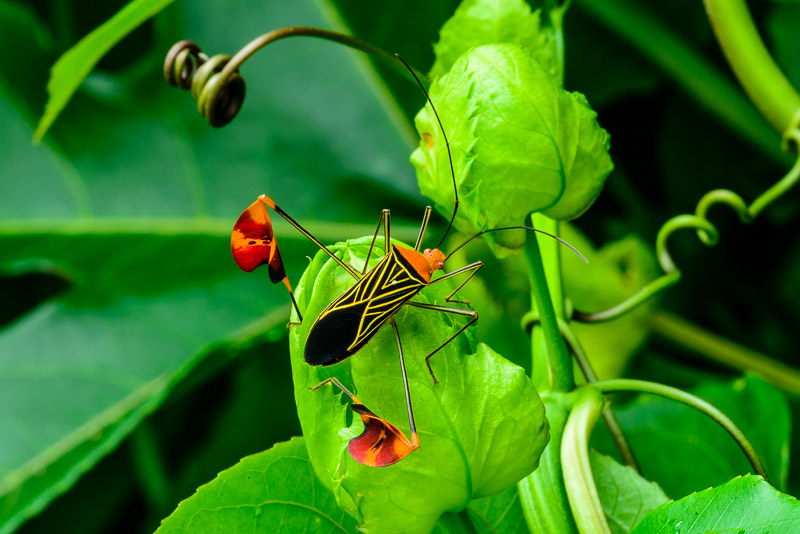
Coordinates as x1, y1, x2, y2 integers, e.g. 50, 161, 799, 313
703, 0, 800, 137
561, 387, 612, 534
590, 379, 768, 481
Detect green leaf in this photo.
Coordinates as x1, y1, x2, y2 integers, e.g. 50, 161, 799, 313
0, 2, 57, 116
429, 0, 556, 79
34, 0, 176, 141
631, 475, 800, 534
592, 375, 791, 499
289, 236, 548, 534
411, 44, 612, 255
466, 485, 528, 534
591, 451, 668, 534
156, 437, 358, 533
561, 225, 658, 379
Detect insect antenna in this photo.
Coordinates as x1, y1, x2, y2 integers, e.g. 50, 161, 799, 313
395, 55, 458, 251
444, 226, 589, 264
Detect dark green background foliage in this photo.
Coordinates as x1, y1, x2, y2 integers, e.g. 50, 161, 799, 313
1, 0, 799, 532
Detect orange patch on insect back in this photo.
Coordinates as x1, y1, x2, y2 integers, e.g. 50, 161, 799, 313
231, 195, 287, 283
348, 404, 418, 467
394, 245, 433, 282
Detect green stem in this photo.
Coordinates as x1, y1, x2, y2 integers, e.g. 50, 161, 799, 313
579, 0, 787, 164
561, 387, 611, 534
651, 311, 800, 396
526, 215, 572, 392
574, 146, 800, 323
591, 379, 768, 481
703, 0, 800, 136
518, 393, 579, 534
559, 320, 640, 473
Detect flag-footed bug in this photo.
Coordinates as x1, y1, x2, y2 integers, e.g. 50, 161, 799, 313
231, 58, 587, 466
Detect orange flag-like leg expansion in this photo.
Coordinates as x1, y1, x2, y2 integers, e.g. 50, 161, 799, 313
312, 378, 419, 467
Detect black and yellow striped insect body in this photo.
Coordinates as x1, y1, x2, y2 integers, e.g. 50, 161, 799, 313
305, 244, 433, 366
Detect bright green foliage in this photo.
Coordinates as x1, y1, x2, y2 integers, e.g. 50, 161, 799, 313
34, 0, 176, 140
631, 475, 800, 533
289, 236, 548, 534
429, 0, 556, 79
591, 452, 669, 534
467, 485, 528, 534
593, 375, 791, 498
560, 226, 658, 379
411, 44, 613, 255
155, 437, 358, 533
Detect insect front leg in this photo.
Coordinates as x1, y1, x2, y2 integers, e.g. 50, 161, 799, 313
406, 302, 478, 384
427, 260, 484, 306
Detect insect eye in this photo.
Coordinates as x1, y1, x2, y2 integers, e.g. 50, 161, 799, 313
424, 248, 431, 254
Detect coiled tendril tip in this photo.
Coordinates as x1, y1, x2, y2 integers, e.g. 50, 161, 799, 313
164, 40, 246, 128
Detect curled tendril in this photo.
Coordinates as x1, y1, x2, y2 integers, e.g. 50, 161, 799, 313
164, 40, 245, 127
573, 126, 800, 323
164, 26, 425, 128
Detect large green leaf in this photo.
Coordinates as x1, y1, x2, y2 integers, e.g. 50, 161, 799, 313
631, 475, 800, 534
34, 0, 176, 140
593, 375, 791, 499
289, 237, 548, 534
156, 437, 358, 533
466, 485, 528, 534
591, 452, 668, 534
1, 0, 418, 530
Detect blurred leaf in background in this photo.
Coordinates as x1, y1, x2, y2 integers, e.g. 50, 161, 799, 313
2, 0, 800, 532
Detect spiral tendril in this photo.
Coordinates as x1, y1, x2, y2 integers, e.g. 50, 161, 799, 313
573, 126, 800, 323
164, 27, 427, 129
164, 40, 246, 127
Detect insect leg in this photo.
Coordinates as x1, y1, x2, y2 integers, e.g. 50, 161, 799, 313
282, 277, 303, 325
427, 260, 483, 306
362, 209, 391, 276
414, 206, 433, 252
310, 368, 419, 466
258, 194, 361, 280
389, 318, 419, 448
406, 302, 478, 384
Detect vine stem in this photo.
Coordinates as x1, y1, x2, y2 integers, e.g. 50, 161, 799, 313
703, 0, 800, 136
591, 379, 768, 481
558, 320, 640, 473
561, 387, 612, 534
525, 215, 572, 392
574, 143, 800, 323
210, 26, 425, 105
651, 311, 800, 396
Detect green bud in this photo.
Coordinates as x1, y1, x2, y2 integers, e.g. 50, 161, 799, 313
430, 0, 557, 79
412, 44, 613, 255
290, 236, 548, 534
